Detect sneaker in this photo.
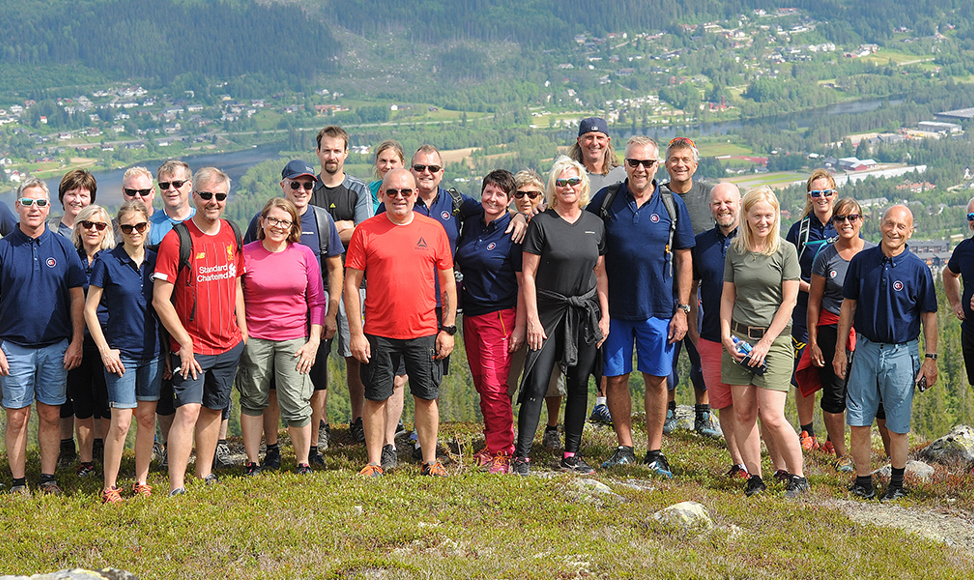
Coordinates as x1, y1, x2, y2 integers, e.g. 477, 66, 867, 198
9, 484, 29, 496
212, 442, 233, 469
168, 487, 186, 497
244, 462, 261, 477
472, 448, 493, 467
662, 408, 678, 435
309, 449, 327, 468
542, 426, 562, 452
745, 475, 767, 497
350, 417, 366, 443
102, 486, 123, 504
643, 452, 674, 479
317, 422, 331, 451
849, 481, 876, 500
726, 464, 750, 480
821, 439, 836, 456
601, 446, 637, 469
772, 469, 790, 484
880, 486, 908, 503
694, 414, 721, 439
58, 441, 77, 470
488, 454, 511, 475
560, 455, 595, 475
92, 439, 104, 463
784, 475, 810, 498
76, 462, 96, 477
511, 456, 530, 476
358, 463, 384, 477
421, 460, 447, 477
263, 445, 281, 471
588, 404, 612, 425
835, 455, 855, 473
157, 445, 168, 470
799, 430, 820, 451
295, 463, 312, 475
394, 420, 407, 437
39, 480, 63, 496
153, 440, 165, 462
381, 444, 398, 472
132, 482, 152, 497
203, 473, 219, 486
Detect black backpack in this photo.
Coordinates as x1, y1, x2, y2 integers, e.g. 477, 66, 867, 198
598, 183, 679, 277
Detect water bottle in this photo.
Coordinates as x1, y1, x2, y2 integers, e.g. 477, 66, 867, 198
732, 336, 767, 375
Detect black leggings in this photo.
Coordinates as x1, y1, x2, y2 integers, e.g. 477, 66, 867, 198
516, 318, 598, 458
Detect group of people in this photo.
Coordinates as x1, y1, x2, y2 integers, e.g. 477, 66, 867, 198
0, 118, 963, 504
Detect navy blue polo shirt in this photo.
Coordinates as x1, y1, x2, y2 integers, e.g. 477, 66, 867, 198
89, 245, 162, 359
0, 228, 87, 346
947, 237, 974, 335
692, 226, 738, 343
842, 245, 937, 344
786, 215, 838, 328
78, 247, 109, 329
587, 179, 695, 321
378, 187, 482, 254
454, 213, 522, 317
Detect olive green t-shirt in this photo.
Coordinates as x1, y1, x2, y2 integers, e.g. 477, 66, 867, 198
724, 241, 800, 328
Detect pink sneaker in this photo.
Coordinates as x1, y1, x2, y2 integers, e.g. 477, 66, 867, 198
488, 454, 511, 475
472, 448, 493, 467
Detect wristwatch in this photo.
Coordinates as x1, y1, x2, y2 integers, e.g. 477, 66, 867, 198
439, 325, 458, 336
676, 304, 691, 315
925, 353, 937, 360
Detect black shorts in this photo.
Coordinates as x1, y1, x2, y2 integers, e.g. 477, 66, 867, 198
817, 325, 849, 414
360, 334, 442, 402
66, 341, 109, 420
156, 378, 175, 416
964, 328, 974, 387
171, 341, 244, 410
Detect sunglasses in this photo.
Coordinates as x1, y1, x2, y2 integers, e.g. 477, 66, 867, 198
81, 220, 108, 231
515, 190, 542, 200
625, 158, 658, 169
158, 180, 188, 190
119, 222, 148, 234
967, 213, 974, 222
669, 137, 696, 148
18, 198, 50, 207
385, 188, 414, 198
197, 191, 228, 201
555, 177, 582, 187
412, 164, 442, 174
288, 181, 315, 191
264, 216, 293, 229
833, 214, 861, 223
809, 189, 836, 198
123, 188, 153, 198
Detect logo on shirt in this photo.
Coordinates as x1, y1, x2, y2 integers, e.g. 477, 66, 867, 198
440, 211, 451, 221
650, 214, 660, 223
196, 252, 206, 260
829, 270, 837, 279
226, 244, 235, 263
893, 280, 904, 292
46, 257, 57, 268
487, 242, 496, 250
416, 237, 428, 250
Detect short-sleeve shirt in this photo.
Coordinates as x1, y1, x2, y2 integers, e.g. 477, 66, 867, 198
724, 241, 801, 329
523, 209, 605, 297
693, 226, 737, 343
241, 241, 325, 341
148, 208, 196, 247
378, 187, 482, 255
310, 173, 373, 250
455, 212, 522, 317
786, 215, 838, 325
153, 219, 243, 355
587, 165, 627, 195
345, 214, 453, 339
843, 245, 937, 344
811, 241, 877, 316
0, 228, 87, 346
947, 237, 974, 335
588, 180, 695, 320
89, 245, 161, 359
662, 180, 714, 236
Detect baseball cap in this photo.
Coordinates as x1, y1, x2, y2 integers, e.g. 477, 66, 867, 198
282, 160, 317, 181
578, 117, 609, 137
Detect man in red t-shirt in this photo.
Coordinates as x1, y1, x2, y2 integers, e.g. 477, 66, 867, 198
345, 168, 456, 477
153, 167, 246, 496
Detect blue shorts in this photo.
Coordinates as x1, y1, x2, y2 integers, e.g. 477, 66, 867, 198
846, 336, 918, 434
171, 341, 244, 410
104, 355, 164, 410
602, 317, 674, 378
0, 339, 69, 408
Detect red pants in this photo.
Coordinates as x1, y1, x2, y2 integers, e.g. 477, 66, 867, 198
463, 308, 516, 455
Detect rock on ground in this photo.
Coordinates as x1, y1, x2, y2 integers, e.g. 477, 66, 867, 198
0, 569, 137, 580
920, 424, 974, 467
874, 460, 935, 482
653, 501, 714, 531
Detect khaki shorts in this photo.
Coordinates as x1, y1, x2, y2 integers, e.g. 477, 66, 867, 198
720, 330, 792, 392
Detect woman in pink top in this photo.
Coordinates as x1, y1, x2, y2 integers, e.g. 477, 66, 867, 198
238, 198, 326, 475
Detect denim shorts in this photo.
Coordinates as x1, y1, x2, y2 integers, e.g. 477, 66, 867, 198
0, 339, 69, 408
104, 355, 164, 410
602, 317, 674, 378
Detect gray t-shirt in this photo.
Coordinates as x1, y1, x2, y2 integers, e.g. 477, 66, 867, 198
663, 180, 714, 236
724, 241, 801, 328
587, 165, 626, 195
811, 241, 877, 316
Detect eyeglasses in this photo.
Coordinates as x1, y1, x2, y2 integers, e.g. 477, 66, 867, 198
625, 158, 659, 169
119, 222, 148, 234
158, 180, 188, 190
833, 214, 861, 223
384, 188, 414, 198
18, 198, 50, 207
263, 216, 293, 229
123, 188, 153, 198
555, 177, 582, 187
809, 189, 836, 198
515, 190, 542, 200
967, 213, 974, 222
197, 191, 228, 201
288, 181, 315, 191
81, 220, 109, 231
412, 164, 442, 174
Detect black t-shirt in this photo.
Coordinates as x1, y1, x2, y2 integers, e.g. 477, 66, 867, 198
311, 181, 357, 223
522, 209, 605, 297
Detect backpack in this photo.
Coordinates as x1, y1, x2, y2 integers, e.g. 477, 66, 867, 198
599, 182, 679, 277
447, 187, 465, 227
171, 219, 242, 322
309, 205, 334, 260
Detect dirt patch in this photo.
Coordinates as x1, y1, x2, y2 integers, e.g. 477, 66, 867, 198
439, 147, 479, 164
823, 498, 974, 555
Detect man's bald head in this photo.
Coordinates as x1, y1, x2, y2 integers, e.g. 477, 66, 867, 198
710, 182, 741, 232
883, 204, 914, 226
880, 204, 914, 256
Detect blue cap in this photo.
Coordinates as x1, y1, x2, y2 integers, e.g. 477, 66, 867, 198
282, 160, 317, 181
578, 117, 609, 137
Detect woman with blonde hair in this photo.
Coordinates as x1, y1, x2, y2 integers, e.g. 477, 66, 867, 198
720, 186, 806, 497
368, 140, 405, 213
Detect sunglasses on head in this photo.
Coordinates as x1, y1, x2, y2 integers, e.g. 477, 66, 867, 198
625, 158, 658, 169
18, 197, 49, 207
555, 177, 582, 187
288, 181, 315, 191
158, 180, 188, 190
124, 188, 153, 198
119, 222, 148, 234
412, 164, 442, 174
669, 137, 696, 149
809, 189, 835, 198
833, 214, 861, 223
385, 188, 414, 198
515, 190, 541, 200
196, 191, 228, 201
80, 220, 108, 231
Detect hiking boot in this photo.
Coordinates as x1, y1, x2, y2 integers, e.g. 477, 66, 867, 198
358, 463, 384, 477
472, 448, 493, 467
212, 442, 233, 469
421, 460, 447, 477
849, 481, 876, 500
203, 473, 219, 486
168, 487, 186, 498
694, 414, 721, 439
132, 482, 152, 497
102, 486, 123, 504
381, 444, 398, 472
244, 462, 261, 477
601, 446, 637, 469
772, 469, 790, 484
784, 475, 810, 498
835, 455, 855, 473
317, 422, 331, 451
799, 430, 820, 451
726, 464, 750, 480
560, 455, 595, 475
39, 480, 63, 496
588, 404, 612, 425
880, 485, 908, 503
295, 463, 313, 476
662, 408, 678, 435
309, 449, 326, 468
9, 484, 29, 496
644, 452, 673, 479
488, 454, 511, 475
511, 456, 530, 476
821, 439, 835, 456
58, 440, 77, 470
350, 417, 366, 443
542, 426, 562, 451
76, 462, 96, 477
745, 475, 767, 497
263, 445, 281, 471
